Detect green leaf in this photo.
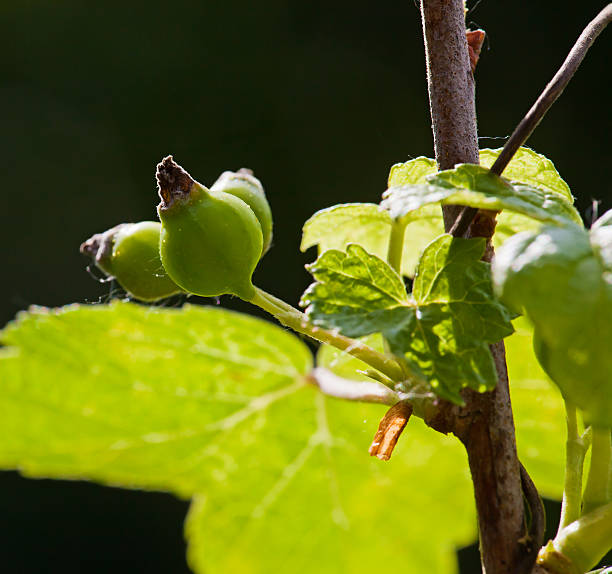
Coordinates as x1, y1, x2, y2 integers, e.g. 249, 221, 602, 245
382, 164, 582, 227
316, 314, 568, 503
506, 318, 565, 500
0, 301, 312, 493
0, 301, 473, 574
480, 147, 573, 201
493, 223, 612, 426
300, 203, 393, 261
388, 156, 438, 187
186, 401, 477, 574
300, 244, 408, 338
301, 149, 579, 279
302, 237, 515, 403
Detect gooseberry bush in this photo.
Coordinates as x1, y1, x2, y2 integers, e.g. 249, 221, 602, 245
2, 3, 611, 573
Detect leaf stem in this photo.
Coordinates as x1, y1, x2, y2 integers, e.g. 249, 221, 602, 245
583, 426, 612, 515
547, 500, 612, 573
558, 402, 589, 532
245, 287, 405, 383
387, 220, 407, 275
307, 367, 400, 405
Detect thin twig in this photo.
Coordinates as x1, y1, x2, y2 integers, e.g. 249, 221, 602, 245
491, 4, 612, 177
451, 4, 612, 237
449, 206, 479, 237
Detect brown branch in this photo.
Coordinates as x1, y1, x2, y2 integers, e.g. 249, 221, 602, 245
420, 0, 480, 230
420, 2, 528, 572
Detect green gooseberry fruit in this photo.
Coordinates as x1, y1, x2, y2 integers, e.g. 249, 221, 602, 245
210, 168, 273, 255
80, 221, 183, 302
156, 156, 263, 300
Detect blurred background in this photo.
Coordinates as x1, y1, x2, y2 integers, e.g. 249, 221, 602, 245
1, 0, 610, 571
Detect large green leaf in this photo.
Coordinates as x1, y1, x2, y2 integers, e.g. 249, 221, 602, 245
492, 218, 612, 426
0, 301, 475, 573
316, 316, 567, 501
186, 396, 476, 574
301, 238, 515, 403
382, 164, 582, 227
0, 302, 312, 493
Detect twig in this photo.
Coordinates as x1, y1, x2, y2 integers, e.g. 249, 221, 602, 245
490, 4, 612, 177
452, 4, 612, 237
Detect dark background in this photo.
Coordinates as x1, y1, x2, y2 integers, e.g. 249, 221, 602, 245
1, 1, 610, 572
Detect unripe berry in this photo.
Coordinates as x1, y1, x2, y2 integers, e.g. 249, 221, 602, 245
211, 169, 273, 255
80, 221, 182, 301
156, 157, 263, 300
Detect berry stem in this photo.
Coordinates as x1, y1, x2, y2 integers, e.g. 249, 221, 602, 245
583, 426, 612, 515
558, 402, 589, 532
245, 287, 405, 383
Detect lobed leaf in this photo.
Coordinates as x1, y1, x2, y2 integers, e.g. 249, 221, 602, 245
300, 203, 393, 261
302, 237, 514, 403
382, 164, 582, 227
479, 147, 573, 201
186, 396, 476, 574
300, 244, 408, 338
0, 301, 474, 573
0, 302, 312, 494
301, 149, 579, 280
492, 215, 612, 426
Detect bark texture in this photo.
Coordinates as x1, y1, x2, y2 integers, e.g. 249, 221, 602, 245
420, 0, 479, 229
420, 1, 528, 572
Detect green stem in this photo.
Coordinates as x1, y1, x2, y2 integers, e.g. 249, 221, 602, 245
583, 427, 612, 515
245, 286, 405, 383
387, 220, 407, 275
558, 402, 589, 531
550, 500, 612, 573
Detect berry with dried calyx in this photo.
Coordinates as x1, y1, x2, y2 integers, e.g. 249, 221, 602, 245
80, 221, 182, 302
211, 168, 273, 255
156, 156, 263, 300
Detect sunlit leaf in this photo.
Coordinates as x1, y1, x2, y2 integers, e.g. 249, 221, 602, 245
382, 164, 582, 227
493, 219, 612, 426
302, 238, 514, 403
